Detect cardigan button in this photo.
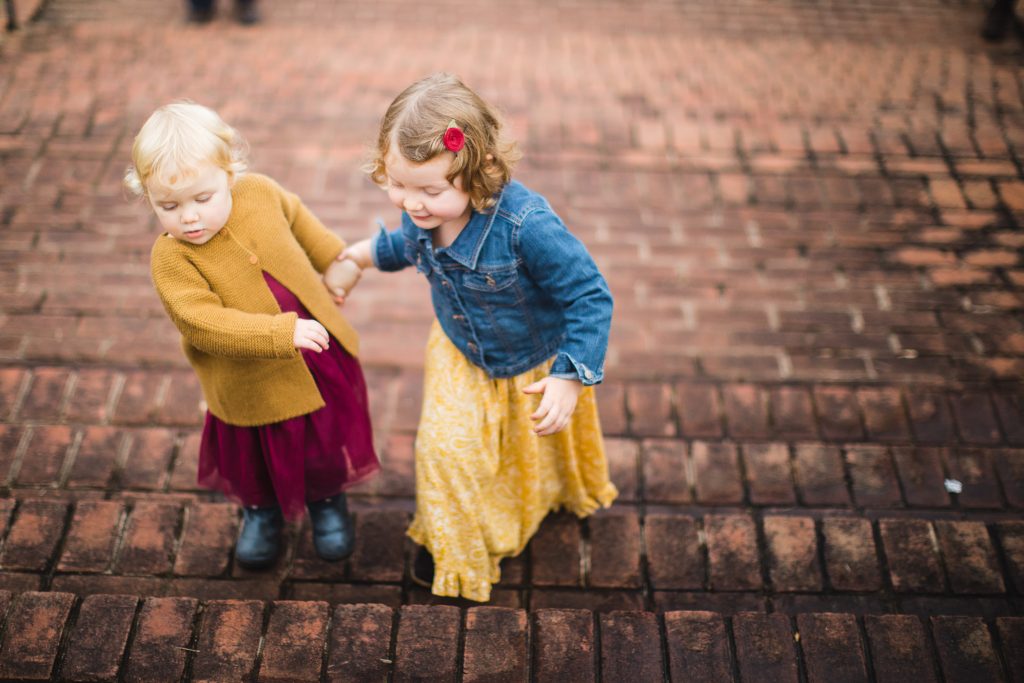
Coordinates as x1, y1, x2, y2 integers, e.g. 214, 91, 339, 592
249, 255, 258, 265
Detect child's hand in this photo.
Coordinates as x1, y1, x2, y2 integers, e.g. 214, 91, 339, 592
323, 258, 362, 304
522, 376, 583, 436
340, 239, 374, 269
294, 318, 329, 353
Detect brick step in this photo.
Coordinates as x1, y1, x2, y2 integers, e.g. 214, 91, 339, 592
0, 499, 1022, 615
0, 423, 1022, 513
3, 365, 1024, 445
0, 591, 1021, 682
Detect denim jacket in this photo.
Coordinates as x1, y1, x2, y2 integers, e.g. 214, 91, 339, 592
372, 180, 613, 385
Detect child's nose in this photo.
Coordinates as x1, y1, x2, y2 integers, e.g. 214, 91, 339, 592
403, 197, 423, 211
182, 208, 199, 223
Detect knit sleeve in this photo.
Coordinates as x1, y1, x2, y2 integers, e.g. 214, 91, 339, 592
274, 180, 346, 273
151, 240, 299, 360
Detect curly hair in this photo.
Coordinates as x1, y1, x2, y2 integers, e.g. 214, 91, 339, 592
124, 101, 248, 198
366, 73, 520, 211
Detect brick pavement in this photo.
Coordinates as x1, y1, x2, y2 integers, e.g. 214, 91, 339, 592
0, 0, 1023, 679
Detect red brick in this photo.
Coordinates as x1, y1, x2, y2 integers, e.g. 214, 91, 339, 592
692, 441, 743, 504
845, 446, 902, 508
793, 443, 850, 506
641, 438, 690, 503
879, 519, 944, 592
626, 382, 675, 437
813, 386, 864, 441
822, 517, 881, 592
347, 509, 407, 582
722, 384, 771, 439
111, 371, 163, 425
0, 368, 27, 419
66, 425, 122, 488
192, 600, 264, 683
325, 603, 394, 683
604, 438, 638, 501
864, 615, 938, 683
999, 521, 1024, 592
676, 383, 723, 438
120, 427, 176, 489
950, 393, 1002, 445
664, 611, 733, 682
600, 611, 662, 682
931, 616, 1004, 683
124, 597, 199, 683
588, 509, 641, 588
462, 607, 528, 683
0, 591, 75, 681
770, 386, 817, 439
996, 618, 1024, 683
115, 502, 181, 575
18, 367, 71, 421
644, 514, 703, 589
705, 514, 761, 591
596, 381, 627, 436
530, 513, 581, 587
259, 601, 330, 683
1, 499, 68, 571
992, 395, 1024, 445
174, 503, 238, 577
934, 521, 1004, 594
946, 448, 1003, 509
764, 516, 821, 591
59, 594, 139, 682
64, 367, 117, 423
994, 449, 1024, 507
891, 446, 950, 507
0, 425, 25, 483
57, 500, 124, 572
156, 370, 204, 426
891, 246, 957, 266
857, 387, 910, 441
742, 443, 796, 505
15, 424, 73, 486
393, 605, 460, 682
797, 613, 868, 683
732, 613, 798, 683
532, 609, 595, 682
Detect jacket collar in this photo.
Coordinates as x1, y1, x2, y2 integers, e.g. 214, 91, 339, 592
412, 185, 506, 270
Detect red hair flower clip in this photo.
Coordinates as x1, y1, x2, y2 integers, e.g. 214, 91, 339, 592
443, 120, 465, 153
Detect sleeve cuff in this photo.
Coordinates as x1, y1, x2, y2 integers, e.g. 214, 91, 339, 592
550, 353, 603, 386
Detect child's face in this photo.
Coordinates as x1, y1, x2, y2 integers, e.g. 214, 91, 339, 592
147, 163, 233, 245
384, 149, 471, 234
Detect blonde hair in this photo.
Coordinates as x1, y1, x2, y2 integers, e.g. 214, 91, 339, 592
124, 101, 248, 197
367, 73, 520, 211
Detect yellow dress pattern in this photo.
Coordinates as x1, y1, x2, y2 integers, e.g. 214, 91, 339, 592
407, 321, 618, 602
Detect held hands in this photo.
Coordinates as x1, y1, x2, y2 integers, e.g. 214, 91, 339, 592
293, 318, 329, 353
323, 258, 362, 304
522, 376, 583, 436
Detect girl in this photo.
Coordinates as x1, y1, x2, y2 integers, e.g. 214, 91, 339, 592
337, 73, 617, 602
125, 102, 377, 569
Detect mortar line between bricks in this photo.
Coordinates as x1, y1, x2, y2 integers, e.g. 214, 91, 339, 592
854, 614, 880, 683
988, 614, 1016, 683
251, 598, 273, 681
788, 612, 810, 683
455, 603, 467, 682
40, 502, 76, 591
385, 605, 399, 683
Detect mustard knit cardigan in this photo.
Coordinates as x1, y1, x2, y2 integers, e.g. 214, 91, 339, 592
150, 173, 359, 426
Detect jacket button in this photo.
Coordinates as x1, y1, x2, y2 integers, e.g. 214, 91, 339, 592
467, 342, 477, 352
485, 275, 496, 287
452, 314, 464, 321
249, 255, 258, 265
442, 280, 449, 287
585, 370, 594, 380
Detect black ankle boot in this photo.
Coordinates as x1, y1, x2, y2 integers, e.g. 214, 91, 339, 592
235, 0, 259, 24
411, 546, 435, 588
307, 494, 355, 561
236, 506, 283, 569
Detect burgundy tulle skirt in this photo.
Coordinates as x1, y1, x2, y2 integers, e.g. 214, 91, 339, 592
197, 272, 379, 519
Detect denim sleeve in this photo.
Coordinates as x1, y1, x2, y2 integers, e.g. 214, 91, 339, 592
517, 209, 613, 386
371, 222, 412, 272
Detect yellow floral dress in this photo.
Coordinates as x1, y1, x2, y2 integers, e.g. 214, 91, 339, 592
406, 321, 618, 602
